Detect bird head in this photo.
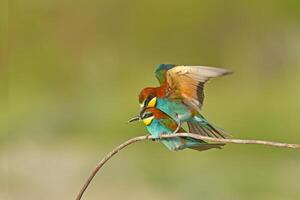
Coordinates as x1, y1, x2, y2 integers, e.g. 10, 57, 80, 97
140, 110, 155, 126
138, 87, 158, 117
129, 108, 166, 126
128, 88, 157, 124
128, 107, 155, 126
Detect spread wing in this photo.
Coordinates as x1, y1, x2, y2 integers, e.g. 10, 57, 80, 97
166, 66, 232, 111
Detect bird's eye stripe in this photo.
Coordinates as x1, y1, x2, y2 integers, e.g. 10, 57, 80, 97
146, 113, 153, 118
144, 95, 155, 107
143, 113, 153, 119
144, 98, 150, 106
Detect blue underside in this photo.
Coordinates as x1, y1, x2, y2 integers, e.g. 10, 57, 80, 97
146, 119, 201, 151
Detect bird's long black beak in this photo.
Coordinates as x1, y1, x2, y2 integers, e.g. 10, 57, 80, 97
128, 115, 141, 123
139, 107, 147, 118
128, 106, 147, 123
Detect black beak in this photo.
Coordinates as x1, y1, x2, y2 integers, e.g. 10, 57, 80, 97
128, 106, 147, 123
139, 107, 147, 118
128, 115, 141, 123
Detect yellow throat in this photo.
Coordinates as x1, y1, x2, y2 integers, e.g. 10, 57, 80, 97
143, 116, 154, 126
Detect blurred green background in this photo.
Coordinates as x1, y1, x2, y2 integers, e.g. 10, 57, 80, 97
4, 0, 300, 199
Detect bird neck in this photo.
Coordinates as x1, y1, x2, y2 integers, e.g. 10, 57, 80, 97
155, 81, 168, 97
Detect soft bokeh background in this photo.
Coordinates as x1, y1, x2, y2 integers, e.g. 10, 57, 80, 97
4, 0, 300, 199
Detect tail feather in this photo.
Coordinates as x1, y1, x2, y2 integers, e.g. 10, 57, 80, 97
188, 122, 208, 136
189, 143, 225, 151
187, 120, 231, 139
182, 137, 225, 152
160, 134, 225, 152
188, 122, 218, 138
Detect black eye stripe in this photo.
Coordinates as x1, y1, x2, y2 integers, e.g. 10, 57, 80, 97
144, 98, 150, 107
143, 113, 154, 119
144, 95, 154, 106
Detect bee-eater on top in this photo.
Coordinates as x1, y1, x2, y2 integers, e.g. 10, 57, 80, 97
131, 64, 232, 139
136, 107, 224, 151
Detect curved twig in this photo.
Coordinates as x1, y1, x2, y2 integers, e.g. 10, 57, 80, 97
75, 133, 300, 200
75, 135, 149, 200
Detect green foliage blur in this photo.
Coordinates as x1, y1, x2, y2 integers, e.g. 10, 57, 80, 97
3, 0, 300, 199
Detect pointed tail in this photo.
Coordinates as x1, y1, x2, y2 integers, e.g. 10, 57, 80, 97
187, 114, 231, 139
189, 143, 225, 151
182, 137, 225, 152
161, 136, 225, 152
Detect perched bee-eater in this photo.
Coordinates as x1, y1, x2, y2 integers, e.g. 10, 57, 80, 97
137, 64, 232, 138
130, 107, 224, 151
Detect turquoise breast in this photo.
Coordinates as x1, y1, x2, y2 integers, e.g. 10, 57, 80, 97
156, 98, 191, 122
146, 119, 183, 151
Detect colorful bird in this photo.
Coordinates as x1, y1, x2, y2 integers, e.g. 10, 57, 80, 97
129, 107, 224, 151
137, 64, 232, 138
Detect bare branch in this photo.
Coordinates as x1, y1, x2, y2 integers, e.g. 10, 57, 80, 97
75, 133, 300, 200
160, 133, 300, 149
75, 135, 149, 200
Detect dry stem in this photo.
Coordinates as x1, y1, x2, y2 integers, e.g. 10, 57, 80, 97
75, 133, 300, 200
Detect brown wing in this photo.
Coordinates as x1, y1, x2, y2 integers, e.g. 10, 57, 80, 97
166, 66, 232, 111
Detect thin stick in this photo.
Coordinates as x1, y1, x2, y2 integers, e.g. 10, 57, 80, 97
75, 133, 300, 200
160, 133, 300, 149
75, 135, 149, 200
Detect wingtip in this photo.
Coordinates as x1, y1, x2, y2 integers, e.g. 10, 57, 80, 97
223, 68, 234, 75
175, 65, 234, 78
208, 66, 234, 76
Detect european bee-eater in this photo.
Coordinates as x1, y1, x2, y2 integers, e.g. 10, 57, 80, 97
138, 64, 232, 138
130, 107, 224, 151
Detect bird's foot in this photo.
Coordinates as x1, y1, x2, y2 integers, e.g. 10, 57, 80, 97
172, 120, 182, 134
150, 135, 161, 142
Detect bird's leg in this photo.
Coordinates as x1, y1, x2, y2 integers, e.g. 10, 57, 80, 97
152, 134, 163, 142
172, 113, 182, 134
147, 135, 156, 142
173, 120, 181, 134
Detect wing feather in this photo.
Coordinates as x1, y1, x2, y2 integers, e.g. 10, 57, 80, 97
155, 64, 176, 84
166, 66, 232, 110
